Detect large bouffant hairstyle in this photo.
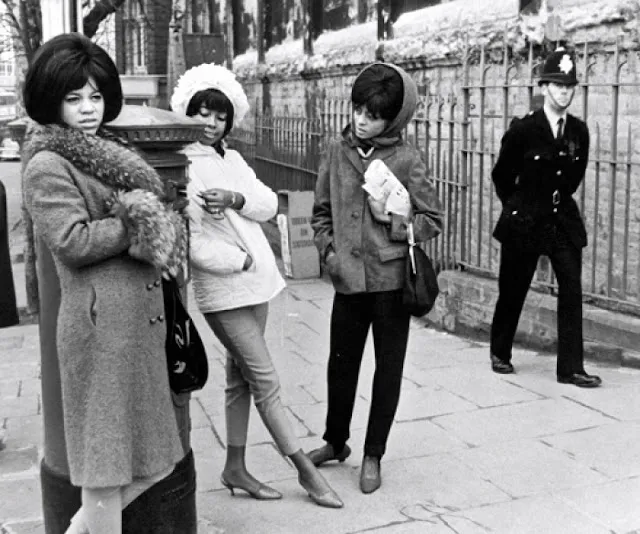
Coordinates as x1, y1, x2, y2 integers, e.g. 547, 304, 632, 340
186, 88, 235, 137
351, 64, 404, 122
24, 33, 123, 126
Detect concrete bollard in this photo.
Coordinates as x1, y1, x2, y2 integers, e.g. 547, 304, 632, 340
0, 178, 18, 328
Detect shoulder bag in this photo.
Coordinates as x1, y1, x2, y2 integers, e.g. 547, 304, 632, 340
162, 276, 209, 394
402, 222, 440, 317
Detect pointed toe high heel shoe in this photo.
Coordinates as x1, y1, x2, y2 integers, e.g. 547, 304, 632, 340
298, 474, 343, 508
220, 474, 283, 500
307, 444, 351, 467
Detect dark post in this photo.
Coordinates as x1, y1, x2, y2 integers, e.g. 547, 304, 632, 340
302, 0, 313, 56
257, 0, 265, 63
0, 178, 18, 328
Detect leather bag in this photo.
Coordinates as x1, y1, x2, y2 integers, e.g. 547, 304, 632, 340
402, 222, 440, 317
162, 276, 209, 394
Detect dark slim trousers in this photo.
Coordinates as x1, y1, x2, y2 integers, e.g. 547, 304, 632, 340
490, 225, 585, 377
323, 289, 410, 459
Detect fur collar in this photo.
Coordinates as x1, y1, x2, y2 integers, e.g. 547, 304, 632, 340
23, 123, 187, 278
23, 123, 165, 197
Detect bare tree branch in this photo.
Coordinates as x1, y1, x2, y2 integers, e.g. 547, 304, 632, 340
83, 0, 126, 38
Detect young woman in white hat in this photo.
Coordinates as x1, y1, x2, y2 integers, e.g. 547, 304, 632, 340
171, 64, 343, 509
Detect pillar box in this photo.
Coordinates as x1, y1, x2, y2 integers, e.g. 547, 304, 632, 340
9, 106, 205, 533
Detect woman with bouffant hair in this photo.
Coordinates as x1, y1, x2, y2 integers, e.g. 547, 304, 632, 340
22, 33, 189, 533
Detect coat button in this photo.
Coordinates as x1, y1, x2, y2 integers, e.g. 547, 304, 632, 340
534, 155, 540, 160
553, 208, 558, 213
157, 314, 164, 322
556, 170, 562, 176
351, 249, 361, 258
149, 317, 157, 324
154, 279, 161, 287
352, 211, 359, 219
146, 283, 153, 290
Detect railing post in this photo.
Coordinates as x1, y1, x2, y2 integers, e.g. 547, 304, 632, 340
460, 41, 470, 267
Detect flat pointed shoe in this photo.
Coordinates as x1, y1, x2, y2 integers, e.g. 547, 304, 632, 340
360, 456, 381, 494
220, 474, 283, 500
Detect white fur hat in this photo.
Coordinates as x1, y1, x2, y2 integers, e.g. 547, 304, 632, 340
170, 63, 250, 129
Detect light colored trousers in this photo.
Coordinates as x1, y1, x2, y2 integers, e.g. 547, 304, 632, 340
204, 303, 300, 456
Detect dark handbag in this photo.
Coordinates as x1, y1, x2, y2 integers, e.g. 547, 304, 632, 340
402, 222, 440, 317
162, 276, 209, 394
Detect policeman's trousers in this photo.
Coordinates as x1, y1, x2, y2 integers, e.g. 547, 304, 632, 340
490, 227, 585, 377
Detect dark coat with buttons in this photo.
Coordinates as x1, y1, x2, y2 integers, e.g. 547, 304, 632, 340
312, 137, 442, 294
22, 126, 184, 488
492, 108, 590, 251
312, 63, 442, 295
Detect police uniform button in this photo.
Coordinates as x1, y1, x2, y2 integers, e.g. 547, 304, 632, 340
146, 283, 154, 290
556, 170, 562, 175
149, 317, 157, 324
553, 208, 558, 213
352, 211, 359, 219
157, 314, 164, 322
511, 210, 518, 215
351, 249, 361, 258
154, 279, 161, 287
575, 156, 580, 160
534, 155, 540, 160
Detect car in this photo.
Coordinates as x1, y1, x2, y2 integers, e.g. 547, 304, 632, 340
0, 138, 20, 161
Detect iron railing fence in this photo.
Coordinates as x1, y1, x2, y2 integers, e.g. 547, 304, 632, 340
230, 41, 640, 316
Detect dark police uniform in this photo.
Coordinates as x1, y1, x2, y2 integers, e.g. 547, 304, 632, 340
489, 49, 600, 386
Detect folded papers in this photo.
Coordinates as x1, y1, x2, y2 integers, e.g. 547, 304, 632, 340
363, 159, 411, 217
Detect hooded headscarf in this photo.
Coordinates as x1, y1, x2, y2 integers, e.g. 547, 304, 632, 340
344, 62, 419, 151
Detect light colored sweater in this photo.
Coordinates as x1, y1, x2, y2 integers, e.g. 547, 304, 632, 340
184, 142, 285, 313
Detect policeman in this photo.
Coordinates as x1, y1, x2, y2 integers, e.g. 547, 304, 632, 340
489, 48, 601, 388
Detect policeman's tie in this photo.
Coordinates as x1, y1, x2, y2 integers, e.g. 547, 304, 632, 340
556, 117, 564, 141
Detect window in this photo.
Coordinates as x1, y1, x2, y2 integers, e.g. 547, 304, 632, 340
124, 0, 148, 74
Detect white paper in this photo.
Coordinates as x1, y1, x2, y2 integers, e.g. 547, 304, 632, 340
363, 159, 411, 217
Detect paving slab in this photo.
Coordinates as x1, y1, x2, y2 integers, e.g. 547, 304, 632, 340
451, 439, 608, 498
450, 495, 612, 534
542, 421, 640, 478
433, 397, 615, 446
554, 476, 640, 533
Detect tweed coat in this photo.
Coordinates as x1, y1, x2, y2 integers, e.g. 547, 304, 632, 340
492, 108, 590, 252
22, 125, 185, 488
312, 64, 443, 295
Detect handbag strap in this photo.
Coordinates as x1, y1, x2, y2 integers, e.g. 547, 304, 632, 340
407, 221, 417, 274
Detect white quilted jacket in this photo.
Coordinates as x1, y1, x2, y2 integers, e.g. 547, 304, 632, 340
183, 142, 285, 313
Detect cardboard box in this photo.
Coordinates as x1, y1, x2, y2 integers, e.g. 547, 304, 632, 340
277, 190, 320, 279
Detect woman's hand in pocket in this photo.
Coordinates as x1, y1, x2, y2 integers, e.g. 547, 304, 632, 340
242, 253, 253, 271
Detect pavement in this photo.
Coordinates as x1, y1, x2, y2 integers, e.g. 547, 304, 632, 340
4, 260, 640, 534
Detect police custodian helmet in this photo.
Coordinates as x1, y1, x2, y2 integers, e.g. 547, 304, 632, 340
538, 48, 578, 86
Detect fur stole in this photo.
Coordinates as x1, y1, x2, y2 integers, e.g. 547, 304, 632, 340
22, 124, 187, 277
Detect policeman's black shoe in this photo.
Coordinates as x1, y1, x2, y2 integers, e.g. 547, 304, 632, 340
490, 354, 514, 374
557, 373, 602, 388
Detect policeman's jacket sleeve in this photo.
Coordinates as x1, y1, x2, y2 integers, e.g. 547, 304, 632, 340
491, 117, 524, 204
